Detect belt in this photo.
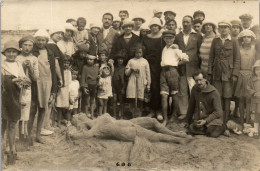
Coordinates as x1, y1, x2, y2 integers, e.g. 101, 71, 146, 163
162, 66, 177, 71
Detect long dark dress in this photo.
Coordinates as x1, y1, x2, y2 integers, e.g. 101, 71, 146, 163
143, 36, 165, 111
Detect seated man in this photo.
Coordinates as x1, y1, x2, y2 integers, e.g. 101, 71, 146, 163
67, 113, 191, 144
186, 70, 225, 137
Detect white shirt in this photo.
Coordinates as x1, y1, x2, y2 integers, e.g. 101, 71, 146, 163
219, 34, 232, 45
161, 45, 189, 67
69, 80, 80, 98
103, 27, 110, 39
183, 29, 197, 46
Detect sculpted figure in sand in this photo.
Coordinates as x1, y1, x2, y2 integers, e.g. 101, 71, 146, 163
67, 113, 191, 144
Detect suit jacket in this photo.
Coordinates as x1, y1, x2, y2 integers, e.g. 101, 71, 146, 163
174, 31, 203, 77
97, 27, 118, 56
110, 33, 141, 65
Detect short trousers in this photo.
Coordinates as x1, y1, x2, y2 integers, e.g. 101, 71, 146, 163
212, 80, 233, 98
160, 66, 179, 95
83, 84, 97, 97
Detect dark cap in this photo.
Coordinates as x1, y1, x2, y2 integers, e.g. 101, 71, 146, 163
164, 10, 176, 17
162, 30, 176, 37
193, 10, 205, 19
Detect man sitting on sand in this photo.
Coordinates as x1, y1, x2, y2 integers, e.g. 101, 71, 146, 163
186, 70, 225, 137
67, 113, 192, 144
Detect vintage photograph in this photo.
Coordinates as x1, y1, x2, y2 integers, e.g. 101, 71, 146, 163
1, 0, 260, 170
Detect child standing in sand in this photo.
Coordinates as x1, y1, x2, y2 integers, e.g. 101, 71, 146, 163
81, 55, 99, 118
56, 57, 72, 127
2, 40, 29, 164
125, 43, 151, 118
234, 30, 257, 126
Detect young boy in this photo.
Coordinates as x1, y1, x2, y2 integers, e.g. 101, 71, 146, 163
81, 54, 99, 118
112, 51, 126, 119
208, 21, 240, 125
74, 17, 90, 49
160, 30, 189, 126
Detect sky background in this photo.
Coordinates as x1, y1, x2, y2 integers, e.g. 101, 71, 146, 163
1, 0, 259, 30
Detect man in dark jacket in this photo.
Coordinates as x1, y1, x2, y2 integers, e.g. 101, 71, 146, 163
174, 15, 203, 120
186, 71, 225, 137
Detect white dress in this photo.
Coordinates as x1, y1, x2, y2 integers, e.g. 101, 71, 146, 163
125, 57, 151, 99
69, 80, 80, 109
56, 69, 72, 108
97, 76, 113, 99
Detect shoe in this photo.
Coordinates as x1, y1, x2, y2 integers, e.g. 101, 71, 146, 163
41, 128, 54, 136
157, 114, 163, 121
178, 114, 186, 120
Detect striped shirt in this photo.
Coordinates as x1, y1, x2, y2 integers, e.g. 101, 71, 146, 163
199, 33, 216, 73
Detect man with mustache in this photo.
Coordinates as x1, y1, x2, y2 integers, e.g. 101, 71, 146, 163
186, 71, 225, 137
174, 15, 203, 120
97, 13, 119, 57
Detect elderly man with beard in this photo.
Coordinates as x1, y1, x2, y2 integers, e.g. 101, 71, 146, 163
97, 13, 119, 57
186, 71, 225, 137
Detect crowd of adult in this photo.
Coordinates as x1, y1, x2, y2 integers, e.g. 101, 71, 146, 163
2, 9, 260, 165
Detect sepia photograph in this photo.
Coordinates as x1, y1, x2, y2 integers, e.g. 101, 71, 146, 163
1, 0, 260, 170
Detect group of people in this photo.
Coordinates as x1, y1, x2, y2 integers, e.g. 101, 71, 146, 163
2, 9, 260, 165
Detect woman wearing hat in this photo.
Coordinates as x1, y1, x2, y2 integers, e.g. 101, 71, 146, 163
46, 26, 66, 87
27, 29, 58, 144
140, 23, 151, 40
132, 16, 146, 36
142, 17, 165, 118
16, 35, 39, 145
234, 30, 257, 125
110, 18, 141, 65
2, 40, 28, 163
57, 23, 77, 58
88, 23, 101, 57
199, 21, 217, 73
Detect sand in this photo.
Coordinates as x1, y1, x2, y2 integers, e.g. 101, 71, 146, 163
2, 119, 260, 171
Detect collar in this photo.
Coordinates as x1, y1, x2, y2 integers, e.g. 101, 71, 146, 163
216, 34, 231, 41
103, 26, 110, 31
123, 33, 132, 39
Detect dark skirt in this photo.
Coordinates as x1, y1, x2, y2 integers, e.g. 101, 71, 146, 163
2, 75, 21, 121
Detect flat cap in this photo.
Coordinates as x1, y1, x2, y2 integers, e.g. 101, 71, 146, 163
164, 10, 176, 17
218, 21, 231, 28
162, 30, 176, 37
193, 10, 205, 18
230, 20, 242, 26
239, 14, 253, 20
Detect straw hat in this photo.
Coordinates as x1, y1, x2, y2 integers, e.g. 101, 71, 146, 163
90, 22, 101, 30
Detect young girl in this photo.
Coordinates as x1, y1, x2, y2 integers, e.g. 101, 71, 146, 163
68, 67, 81, 121
247, 60, 260, 141
16, 35, 39, 146
112, 51, 126, 119
125, 44, 151, 118
1, 40, 29, 164
56, 57, 72, 127
81, 55, 99, 118
234, 30, 257, 126
98, 63, 114, 115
